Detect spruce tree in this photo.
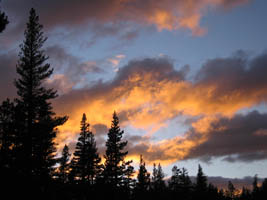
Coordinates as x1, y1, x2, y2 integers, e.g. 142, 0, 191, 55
72, 113, 101, 184
0, 2, 8, 33
58, 144, 71, 183
14, 8, 67, 180
103, 111, 132, 188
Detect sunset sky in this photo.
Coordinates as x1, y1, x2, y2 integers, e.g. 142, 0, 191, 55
1, 0, 267, 179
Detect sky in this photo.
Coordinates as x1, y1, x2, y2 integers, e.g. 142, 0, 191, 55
1, 0, 267, 181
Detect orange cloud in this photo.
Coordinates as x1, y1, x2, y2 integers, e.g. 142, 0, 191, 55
54, 53, 267, 163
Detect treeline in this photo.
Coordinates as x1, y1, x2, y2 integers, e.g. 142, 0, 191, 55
0, 7, 267, 200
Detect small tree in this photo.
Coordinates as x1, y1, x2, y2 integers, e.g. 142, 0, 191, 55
136, 155, 150, 192
151, 163, 165, 191
227, 181, 236, 199
58, 144, 71, 183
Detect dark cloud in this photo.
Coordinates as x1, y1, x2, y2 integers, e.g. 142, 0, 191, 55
92, 124, 108, 136
186, 111, 267, 162
195, 51, 267, 102
1, 0, 250, 47
0, 51, 17, 102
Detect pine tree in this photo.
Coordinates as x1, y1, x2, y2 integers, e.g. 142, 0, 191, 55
151, 163, 165, 191
195, 164, 208, 199
196, 164, 208, 191
58, 144, 71, 183
252, 175, 259, 200
103, 111, 131, 188
136, 155, 150, 192
14, 8, 67, 180
227, 181, 236, 199
0, 1, 8, 33
72, 113, 101, 184
168, 165, 181, 191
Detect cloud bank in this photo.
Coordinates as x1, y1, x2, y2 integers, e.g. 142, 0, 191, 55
51, 51, 267, 164
2, 0, 250, 39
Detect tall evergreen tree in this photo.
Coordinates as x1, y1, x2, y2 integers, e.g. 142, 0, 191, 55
103, 111, 132, 188
0, 1, 8, 33
58, 144, 71, 183
14, 8, 67, 180
71, 113, 101, 184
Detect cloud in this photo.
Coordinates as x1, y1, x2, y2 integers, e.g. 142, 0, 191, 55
186, 111, 267, 162
1, 46, 266, 164
45, 45, 104, 94
0, 50, 17, 102
108, 54, 126, 72
2, 0, 250, 41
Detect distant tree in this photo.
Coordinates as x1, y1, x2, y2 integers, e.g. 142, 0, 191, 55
58, 144, 71, 183
151, 163, 166, 191
196, 164, 208, 191
240, 187, 251, 200
252, 175, 259, 200
226, 181, 236, 200
71, 113, 101, 184
0, 1, 8, 33
14, 8, 67, 180
103, 111, 132, 188
136, 155, 150, 193
168, 165, 181, 191
195, 164, 208, 199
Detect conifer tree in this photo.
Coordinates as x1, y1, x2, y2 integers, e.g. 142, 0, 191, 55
168, 165, 181, 191
14, 8, 67, 180
58, 144, 71, 183
151, 163, 165, 191
103, 111, 132, 188
72, 113, 101, 184
0, 1, 8, 33
227, 181, 236, 200
194, 164, 208, 199
136, 155, 150, 192
196, 164, 208, 192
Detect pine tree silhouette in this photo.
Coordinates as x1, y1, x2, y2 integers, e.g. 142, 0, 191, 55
103, 111, 132, 190
58, 144, 71, 183
71, 113, 101, 184
136, 155, 150, 192
14, 8, 67, 182
195, 164, 208, 199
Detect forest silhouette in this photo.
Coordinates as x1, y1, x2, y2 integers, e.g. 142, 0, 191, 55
0, 7, 267, 200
